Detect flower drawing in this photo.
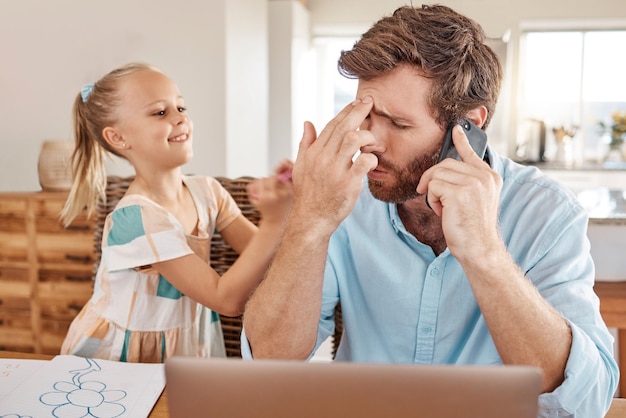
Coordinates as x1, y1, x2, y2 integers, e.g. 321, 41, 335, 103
39, 358, 127, 418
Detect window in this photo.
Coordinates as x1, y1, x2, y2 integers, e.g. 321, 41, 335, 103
517, 30, 626, 164
312, 36, 358, 131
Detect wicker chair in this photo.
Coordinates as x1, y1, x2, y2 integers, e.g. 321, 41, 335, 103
94, 175, 344, 359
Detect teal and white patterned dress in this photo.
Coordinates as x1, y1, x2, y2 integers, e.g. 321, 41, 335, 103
61, 175, 241, 363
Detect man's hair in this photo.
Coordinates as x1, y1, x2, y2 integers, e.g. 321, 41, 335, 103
338, 4, 502, 130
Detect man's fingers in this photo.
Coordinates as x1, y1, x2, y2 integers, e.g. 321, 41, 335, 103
296, 121, 318, 162
300, 121, 317, 148
452, 124, 485, 166
352, 152, 378, 177
316, 97, 373, 151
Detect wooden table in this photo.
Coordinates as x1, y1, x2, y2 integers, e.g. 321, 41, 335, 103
595, 281, 626, 398
606, 398, 626, 418
1, 350, 623, 417
0, 350, 168, 417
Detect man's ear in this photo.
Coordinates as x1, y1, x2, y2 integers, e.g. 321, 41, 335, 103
102, 127, 128, 151
466, 106, 488, 129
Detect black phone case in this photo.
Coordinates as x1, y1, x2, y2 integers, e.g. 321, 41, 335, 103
438, 119, 488, 162
426, 119, 488, 210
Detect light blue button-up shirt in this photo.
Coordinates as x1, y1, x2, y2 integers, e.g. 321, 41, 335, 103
242, 147, 619, 417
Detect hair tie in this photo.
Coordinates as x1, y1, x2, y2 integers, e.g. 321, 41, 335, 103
81, 83, 94, 103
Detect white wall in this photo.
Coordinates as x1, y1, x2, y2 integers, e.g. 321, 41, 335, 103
0, 0, 270, 192
269, 1, 313, 169
226, 0, 270, 177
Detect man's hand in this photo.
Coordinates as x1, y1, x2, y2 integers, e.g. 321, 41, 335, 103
416, 124, 502, 262
291, 96, 378, 232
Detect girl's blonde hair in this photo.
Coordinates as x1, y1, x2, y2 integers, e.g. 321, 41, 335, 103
61, 62, 157, 226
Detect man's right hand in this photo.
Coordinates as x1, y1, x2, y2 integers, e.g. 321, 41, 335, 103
243, 96, 378, 360
290, 96, 378, 233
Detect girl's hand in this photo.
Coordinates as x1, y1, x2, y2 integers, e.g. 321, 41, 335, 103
247, 160, 294, 224
273, 159, 294, 183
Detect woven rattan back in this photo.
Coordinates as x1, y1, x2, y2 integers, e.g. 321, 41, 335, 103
93, 175, 343, 359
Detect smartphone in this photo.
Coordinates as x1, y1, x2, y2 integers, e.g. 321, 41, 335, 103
426, 119, 488, 209
437, 118, 488, 163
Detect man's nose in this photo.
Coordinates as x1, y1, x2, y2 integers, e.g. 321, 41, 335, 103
360, 119, 386, 154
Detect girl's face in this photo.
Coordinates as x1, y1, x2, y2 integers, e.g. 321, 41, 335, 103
113, 69, 194, 171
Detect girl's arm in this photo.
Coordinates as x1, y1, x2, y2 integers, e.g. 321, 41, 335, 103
154, 172, 292, 316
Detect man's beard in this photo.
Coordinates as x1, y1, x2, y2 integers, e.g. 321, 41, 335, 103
367, 146, 441, 204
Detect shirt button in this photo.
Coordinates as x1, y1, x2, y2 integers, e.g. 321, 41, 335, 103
430, 268, 439, 277
423, 327, 432, 334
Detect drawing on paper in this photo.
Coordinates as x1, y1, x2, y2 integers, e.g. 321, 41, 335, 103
37, 357, 128, 418
0, 415, 32, 418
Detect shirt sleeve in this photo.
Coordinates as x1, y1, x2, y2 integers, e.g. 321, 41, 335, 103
525, 207, 620, 417
314, 256, 340, 359
240, 328, 253, 360
104, 202, 193, 272
205, 177, 242, 232
538, 322, 619, 417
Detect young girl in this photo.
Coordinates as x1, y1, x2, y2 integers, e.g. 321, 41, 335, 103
60, 63, 292, 363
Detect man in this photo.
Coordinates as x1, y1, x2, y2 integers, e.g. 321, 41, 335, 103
243, 4, 618, 416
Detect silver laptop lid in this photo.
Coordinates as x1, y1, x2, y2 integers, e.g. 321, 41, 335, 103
165, 357, 541, 418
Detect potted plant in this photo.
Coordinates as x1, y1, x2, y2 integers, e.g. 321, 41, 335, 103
598, 110, 626, 162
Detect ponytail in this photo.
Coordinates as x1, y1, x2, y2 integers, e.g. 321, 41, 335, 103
60, 62, 156, 226
60, 94, 107, 226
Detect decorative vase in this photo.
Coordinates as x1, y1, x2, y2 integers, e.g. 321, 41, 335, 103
605, 147, 623, 163
37, 140, 74, 191
596, 134, 610, 164
552, 126, 577, 166
605, 141, 624, 163
599, 130, 624, 163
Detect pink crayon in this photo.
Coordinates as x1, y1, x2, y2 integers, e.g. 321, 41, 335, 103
278, 168, 293, 183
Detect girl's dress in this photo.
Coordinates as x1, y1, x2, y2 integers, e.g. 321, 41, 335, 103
61, 175, 241, 363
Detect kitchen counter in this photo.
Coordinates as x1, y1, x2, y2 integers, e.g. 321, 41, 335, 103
576, 188, 626, 281
528, 161, 626, 193
532, 161, 626, 171
578, 188, 626, 225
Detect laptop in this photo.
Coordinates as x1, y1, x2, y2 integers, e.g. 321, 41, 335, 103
164, 357, 542, 418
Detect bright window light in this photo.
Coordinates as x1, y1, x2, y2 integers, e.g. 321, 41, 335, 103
583, 31, 626, 102
523, 32, 582, 103
519, 29, 626, 163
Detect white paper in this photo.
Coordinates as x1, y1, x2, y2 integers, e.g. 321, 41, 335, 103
0, 355, 165, 418
0, 358, 48, 400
